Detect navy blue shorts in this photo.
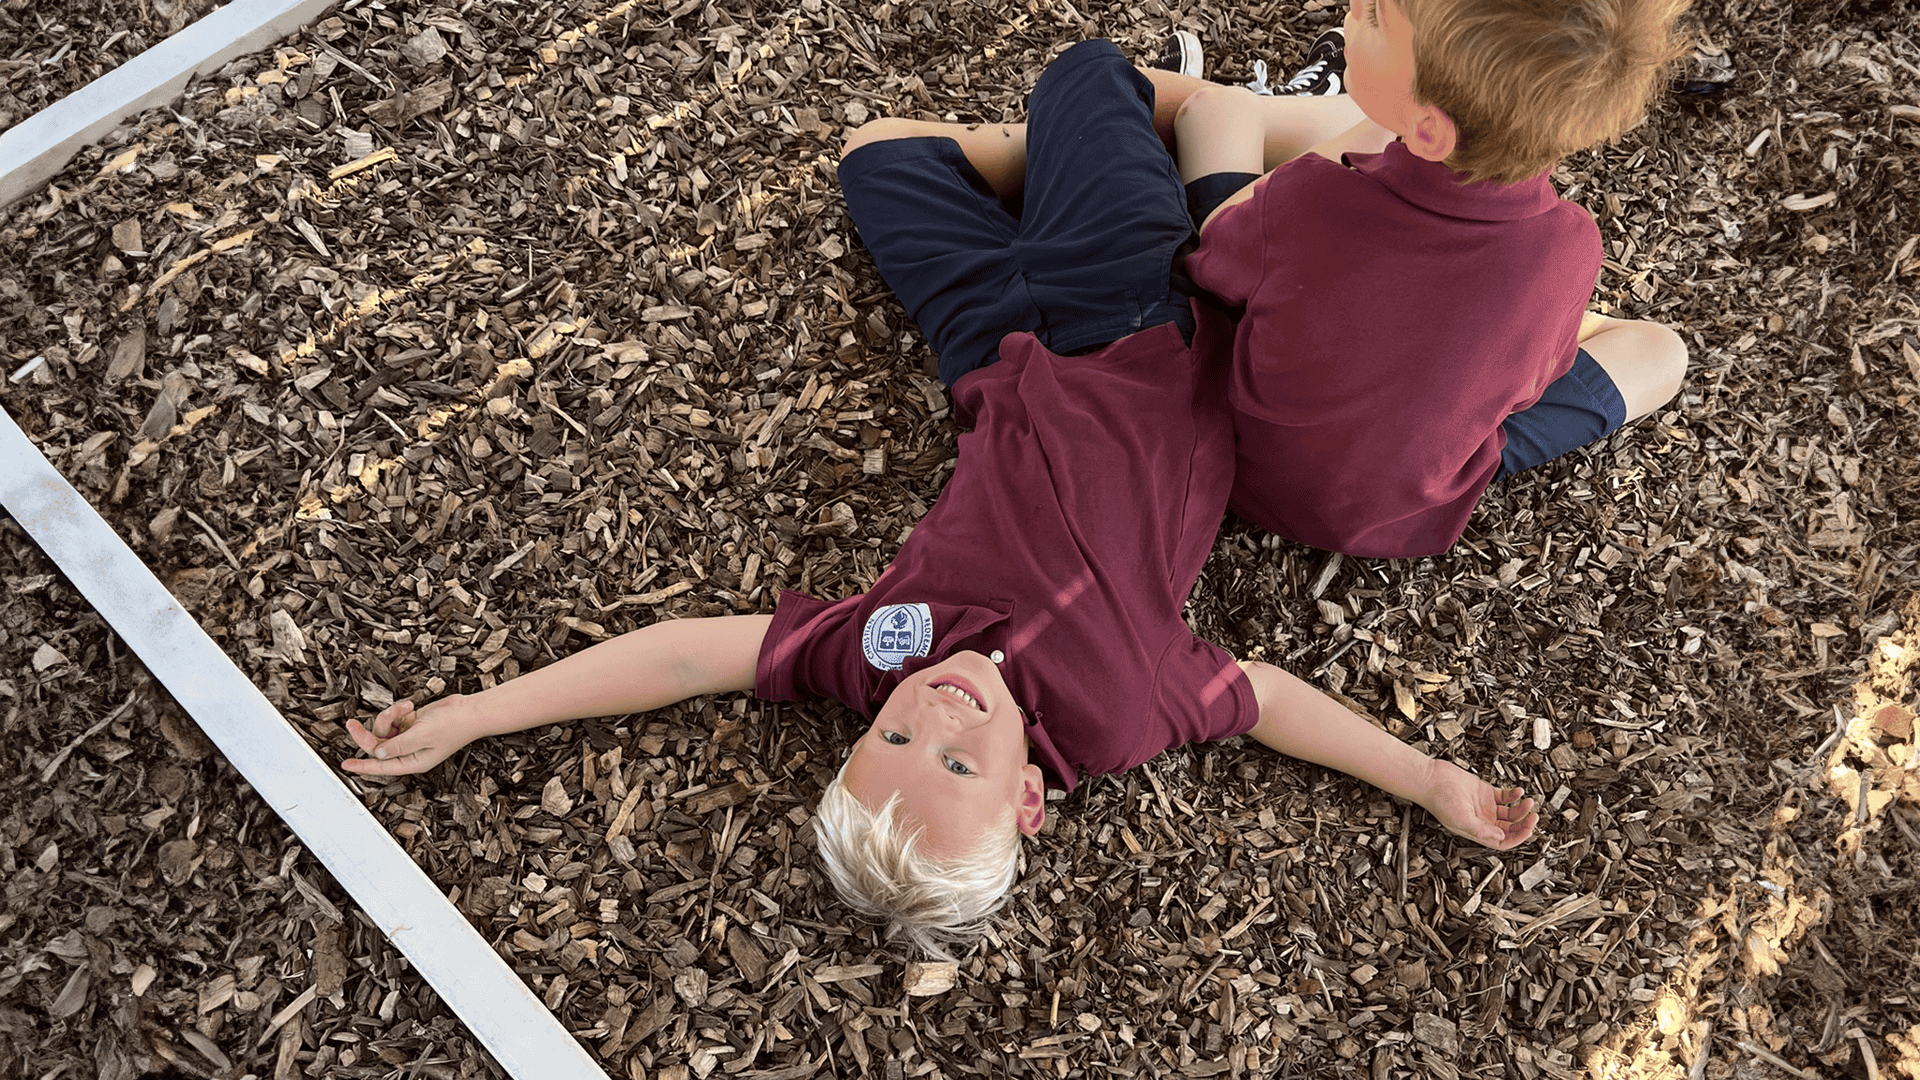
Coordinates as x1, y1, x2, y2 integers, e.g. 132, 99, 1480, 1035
1496, 348, 1628, 478
838, 40, 1195, 386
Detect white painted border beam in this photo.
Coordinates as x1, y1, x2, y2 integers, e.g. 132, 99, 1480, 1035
0, 406, 609, 1080
0, 0, 340, 208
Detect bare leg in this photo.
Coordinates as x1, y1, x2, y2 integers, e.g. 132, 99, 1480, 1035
1577, 313, 1688, 422
841, 118, 1029, 203
838, 60, 1197, 201
841, 73, 1369, 205
1138, 66, 1214, 144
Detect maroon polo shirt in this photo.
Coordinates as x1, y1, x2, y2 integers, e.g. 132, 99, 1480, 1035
755, 313, 1258, 791
1187, 140, 1603, 558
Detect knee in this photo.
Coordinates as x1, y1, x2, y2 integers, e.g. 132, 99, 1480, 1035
1635, 320, 1689, 407
841, 117, 924, 162
1173, 82, 1251, 129
1592, 317, 1688, 419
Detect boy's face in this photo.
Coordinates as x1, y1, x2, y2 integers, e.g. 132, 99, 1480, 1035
1342, 0, 1421, 135
841, 650, 1047, 856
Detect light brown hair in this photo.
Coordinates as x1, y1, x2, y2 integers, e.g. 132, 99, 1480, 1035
1398, 0, 1693, 184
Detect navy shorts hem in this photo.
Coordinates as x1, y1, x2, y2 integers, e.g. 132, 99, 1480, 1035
1496, 348, 1629, 479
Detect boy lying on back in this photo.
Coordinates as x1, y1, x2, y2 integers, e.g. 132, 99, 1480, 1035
343, 41, 1536, 955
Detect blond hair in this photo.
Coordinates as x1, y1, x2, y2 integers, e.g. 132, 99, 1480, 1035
1398, 0, 1692, 184
812, 768, 1023, 958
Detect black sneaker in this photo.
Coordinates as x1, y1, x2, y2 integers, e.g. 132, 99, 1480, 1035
1151, 29, 1205, 79
1670, 46, 1735, 96
1249, 28, 1346, 96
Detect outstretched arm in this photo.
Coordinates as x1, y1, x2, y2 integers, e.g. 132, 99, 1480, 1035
342, 615, 773, 776
1237, 660, 1537, 849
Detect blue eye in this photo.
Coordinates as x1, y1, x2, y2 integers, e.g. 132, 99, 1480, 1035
881, 731, 909, 745
944, 758, 973, 776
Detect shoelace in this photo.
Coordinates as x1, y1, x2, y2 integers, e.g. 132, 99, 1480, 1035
1245, 59, 1271, 95
1245, 55, 1337, 96
1282, 57, 1335, 93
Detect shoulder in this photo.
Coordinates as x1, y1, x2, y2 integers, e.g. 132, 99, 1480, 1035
1537, 199, 1604, 269
1268, 150, 1364, 194
755, 590, 867, 700
1250, 151, 1396, 221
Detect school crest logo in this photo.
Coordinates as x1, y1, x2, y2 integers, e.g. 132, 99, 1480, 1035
862, 603, 933, 671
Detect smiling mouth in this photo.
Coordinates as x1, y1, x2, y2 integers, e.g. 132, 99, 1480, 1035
932, 681, 982, 711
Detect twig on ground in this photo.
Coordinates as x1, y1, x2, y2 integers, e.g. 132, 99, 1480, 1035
183, 508, 242, 571
1397, 807, 1410, 906
1809, 705, 1847, 768
39, 693, 137, 782
1737, 1039, 1824, 1080
1855, 1032, 1882, 1080
1688, 1019, 1713, 1080
1891, 807, 1920, 849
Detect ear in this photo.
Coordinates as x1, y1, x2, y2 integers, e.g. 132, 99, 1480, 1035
1015, 764, 1047, 835
1404, 103, 1458, 164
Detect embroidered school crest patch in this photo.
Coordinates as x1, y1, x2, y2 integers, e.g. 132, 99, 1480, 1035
862, 603, 932, 671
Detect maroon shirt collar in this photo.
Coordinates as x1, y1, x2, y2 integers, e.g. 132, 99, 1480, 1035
894, 602, 1013, 681
1347, 140, 1560, 222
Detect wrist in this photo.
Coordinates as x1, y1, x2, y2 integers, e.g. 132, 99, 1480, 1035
453, 691, 511, 741
1411, 754, 1447, 812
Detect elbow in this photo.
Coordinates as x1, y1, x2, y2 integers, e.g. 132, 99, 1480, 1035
1238, 659, 1284, 713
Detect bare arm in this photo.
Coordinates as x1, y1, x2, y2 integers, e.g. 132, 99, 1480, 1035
1237, 660, 1537, 849
342, 615, 773, 775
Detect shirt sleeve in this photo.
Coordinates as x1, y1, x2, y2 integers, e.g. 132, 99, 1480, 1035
1185, 177, 1269, 309
754, 590, 881, 715
1149, 635, 1260, 755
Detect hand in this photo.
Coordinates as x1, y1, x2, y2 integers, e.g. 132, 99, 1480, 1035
1421, 760, 1538, 850
341, 696, 482, 776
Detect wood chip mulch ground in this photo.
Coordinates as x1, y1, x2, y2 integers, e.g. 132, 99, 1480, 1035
2, 0, 1919, 1078
0, 0, 222, 135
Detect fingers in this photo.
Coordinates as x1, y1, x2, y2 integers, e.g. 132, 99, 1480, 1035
341, 748, 433, 777
340, 725, 441, 774
345, 718, 381, 753
343, 702, 435, 775
344, 716, 412, 761
370, 700, 416, 738
1486, 808, 1539, 849
1495, 796, 1536, 823
1504, 810, 1540, 846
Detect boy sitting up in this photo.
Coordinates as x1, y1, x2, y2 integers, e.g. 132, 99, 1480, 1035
1160, 0, 1694, 557
342, 41, 1536, 956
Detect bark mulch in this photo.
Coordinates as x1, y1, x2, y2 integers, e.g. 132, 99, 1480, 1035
2, 0, 1919, 1078
0, 0, 221, 135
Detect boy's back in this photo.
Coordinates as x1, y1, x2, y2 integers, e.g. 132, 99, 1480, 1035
1188, 139, 1600, 557
1170, 0, 1690, 558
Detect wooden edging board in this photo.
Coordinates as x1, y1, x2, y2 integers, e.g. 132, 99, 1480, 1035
0, 0, 341, 208
0, 405, 611, 1080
